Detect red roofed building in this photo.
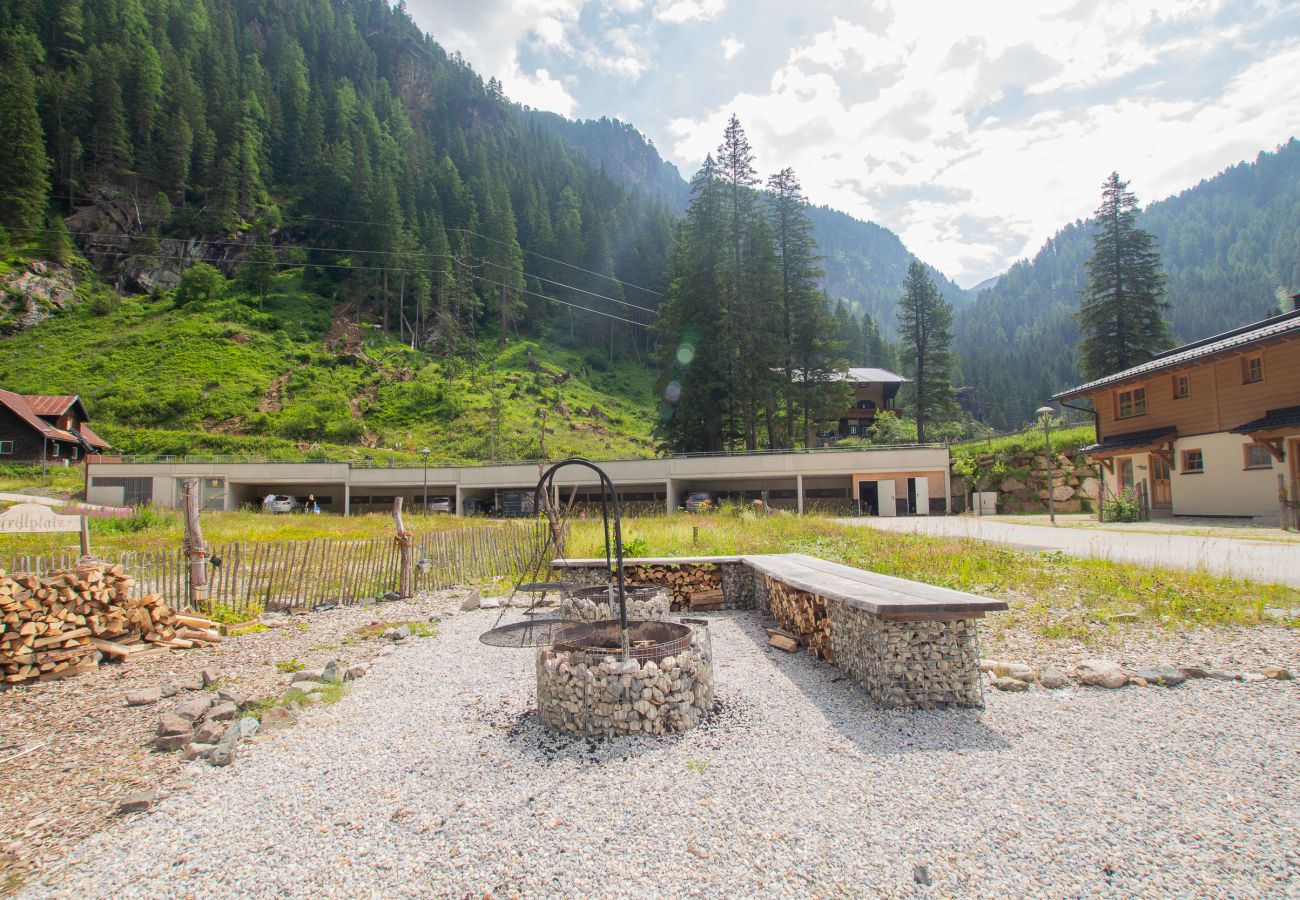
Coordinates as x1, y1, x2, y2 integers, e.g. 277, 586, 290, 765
0, 390, 109, 463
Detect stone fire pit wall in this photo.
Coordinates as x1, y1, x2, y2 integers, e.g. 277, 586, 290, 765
535, 628, 715, 737
558, 588, 671, 622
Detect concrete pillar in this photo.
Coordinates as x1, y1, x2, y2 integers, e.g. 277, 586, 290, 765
665, 478, 680, 515
796, 474, 804, 515
943, 462, 952, 514
454, 484, 464, 516
343, 482, 350, 516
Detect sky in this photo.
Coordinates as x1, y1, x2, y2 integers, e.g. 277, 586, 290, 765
404, 0, 1300, 288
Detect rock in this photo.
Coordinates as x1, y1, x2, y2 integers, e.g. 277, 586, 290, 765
153, 733, 192, 752
1128, 676, 1149, 687
305, 692, 325, 704
182, 743, 214, 761
1178, 666, 1209, 679
159, 681, 182, 699
1242, 673, 1267, 683
1000, 477, 1025, 492
117, 789, 157, 814
200, 669, 221, 687
1262, 666, 1293, 680
1051, 485, 1074, 502
344, 665, 367, 681
459, 590, 482, 611
193, 720, 226, 745
207, 701, 239, 722
1040, 666, 1070, 689
1136, 664, 1186, 687
157, 713, 193, 737
259, 706, 297, 730
980, 660, 1037, 682
993, 676, 1030, 692
299, 667, 326, 682
216, 688, 247, 707
1076, 658, 1127, 689
313, 601, 338, 612
914, 864, 931, 886
1107, 612, 1140, 624
391, 625, 411, 641
261, 613, 289, 628
174, 696, 213, 722
179, 679, 203, 692
209, 742, 237, 767
479, 596, 501, 609
321, 661, 342, 684
381, 591, 402, 602
126, 687, 162, 707
237, 716, 260, 739
290, 680, 324, 694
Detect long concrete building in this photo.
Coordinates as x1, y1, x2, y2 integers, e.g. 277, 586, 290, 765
85, 445, 952, 517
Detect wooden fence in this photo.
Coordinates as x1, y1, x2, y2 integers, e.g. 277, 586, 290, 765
3, 521, 548, 619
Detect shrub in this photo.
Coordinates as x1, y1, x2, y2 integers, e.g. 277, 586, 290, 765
1101, 489, 1144, 523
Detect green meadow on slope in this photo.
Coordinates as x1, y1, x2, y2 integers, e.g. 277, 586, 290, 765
0, 265, 658, 463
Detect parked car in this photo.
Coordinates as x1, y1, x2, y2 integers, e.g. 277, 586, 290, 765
261, 494, 301, 514
427, 496, 454, 513
682, 491, 717, 512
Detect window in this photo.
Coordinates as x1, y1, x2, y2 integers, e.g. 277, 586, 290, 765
1116, 387, 1147, 419
847, 424, 858, 435
50, 442, 59, 456
1181, 449, 1204, 473
0, 441, 12, 455
1244, 444, 1273, 469
1172, 374, 1189, 399
855, 399, 876, 410
1243, 356, 1263, 383
1119, 458, 1135, 491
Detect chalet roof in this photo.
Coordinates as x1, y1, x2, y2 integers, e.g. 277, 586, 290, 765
1230, 405, 1300, 435
1052, 308, 1300, 401
1079, 425, 1176, 455
0, 390, 78, 442
78, 422, 110, 449
23, 394, 80, 416
838, 367, 909, 384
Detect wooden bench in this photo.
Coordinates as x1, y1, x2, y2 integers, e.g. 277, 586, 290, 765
552, 553, 1006, 709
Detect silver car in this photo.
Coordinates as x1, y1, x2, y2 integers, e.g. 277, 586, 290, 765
261, 494, 301, 514
426, 496, 454, 513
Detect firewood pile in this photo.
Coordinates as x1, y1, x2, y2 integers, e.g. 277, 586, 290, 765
623, 564, 724, 611
0, 563, 219, 684
765, 576, 833, 661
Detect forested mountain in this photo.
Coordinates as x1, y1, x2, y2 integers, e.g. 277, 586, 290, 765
0, 0, 675, 361
956, 140, 1300, 429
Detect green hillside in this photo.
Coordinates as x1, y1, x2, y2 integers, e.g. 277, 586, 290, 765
0, 261, 657, 463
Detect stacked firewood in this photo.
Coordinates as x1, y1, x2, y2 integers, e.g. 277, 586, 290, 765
0, 563, 219, 684
623, 564, 723, 611
765, 576, 833, 661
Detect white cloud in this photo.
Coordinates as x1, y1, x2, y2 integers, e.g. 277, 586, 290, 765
721, 36, 744, 61
667, 0, 1300, 285
656, 0, 726, 24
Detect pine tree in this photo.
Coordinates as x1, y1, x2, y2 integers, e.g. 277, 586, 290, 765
715, 115, 761, 448
897, 260, 955, 443
0, 32, 51, 236
1077, 172, 1171, 379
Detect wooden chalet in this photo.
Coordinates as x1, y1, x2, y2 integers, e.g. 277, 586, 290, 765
0, 390, 109, 464
1053, 296, 1300, 520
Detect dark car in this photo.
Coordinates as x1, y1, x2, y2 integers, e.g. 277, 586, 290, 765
682, 491, 717, 511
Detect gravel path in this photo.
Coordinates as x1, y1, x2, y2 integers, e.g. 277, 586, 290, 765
26, 603, 1300, 898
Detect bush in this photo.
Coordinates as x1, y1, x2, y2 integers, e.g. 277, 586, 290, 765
1101, 489, 1143, 523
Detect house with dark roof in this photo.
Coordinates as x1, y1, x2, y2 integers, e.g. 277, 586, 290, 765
0, 390, 109, 464
823, 367, 909, 443
1052, 296, 1300, 519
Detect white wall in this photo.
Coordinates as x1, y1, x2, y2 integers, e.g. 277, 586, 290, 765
1172, 432, 1286, 518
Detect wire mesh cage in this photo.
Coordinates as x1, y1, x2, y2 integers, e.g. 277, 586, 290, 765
559, 585, 671, 622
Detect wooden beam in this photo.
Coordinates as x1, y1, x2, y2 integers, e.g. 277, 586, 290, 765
1258, 438, 1285, 462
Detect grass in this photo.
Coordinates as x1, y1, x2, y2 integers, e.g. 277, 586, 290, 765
569, 512, 1299, 638
244, 682, 350, 718
952, 424, 1096, 456
275, 658, 306, 673
0, 263, 659, 465
0, 464, 85, 499
354, 620, 438, 640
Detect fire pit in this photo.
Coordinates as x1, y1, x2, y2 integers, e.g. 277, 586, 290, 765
559, 585, 671, 622
536, 619, 715, 737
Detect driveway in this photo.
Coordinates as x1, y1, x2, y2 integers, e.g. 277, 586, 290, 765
840, 516, 1300, 588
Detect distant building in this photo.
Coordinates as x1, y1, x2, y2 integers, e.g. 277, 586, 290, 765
1052, 296, 1300, 519
815, 367, 908, 445
0, 390, 110, 464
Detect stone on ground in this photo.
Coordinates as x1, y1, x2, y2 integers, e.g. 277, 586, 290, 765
1039, 666, 1070, 689
125, 687, 161, 707
259, 706, 297, 730
993, 676, 1030, 692
459, 590, 482, 611
207, 701, 240, 722
1075, 659, 1127, 689
174, 697, 212, 722
1261, 666, 1292, 680
1136, 664, 1186, 687
117, 789, 157, 815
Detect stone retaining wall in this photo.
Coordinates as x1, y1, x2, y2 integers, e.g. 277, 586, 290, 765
554, 563, 756, 611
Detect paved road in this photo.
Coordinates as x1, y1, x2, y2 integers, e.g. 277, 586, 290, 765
841, 516, 1300, 587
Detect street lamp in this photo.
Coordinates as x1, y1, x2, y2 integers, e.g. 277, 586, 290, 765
421, 447, 431, 511
1036, 406, 1056, 525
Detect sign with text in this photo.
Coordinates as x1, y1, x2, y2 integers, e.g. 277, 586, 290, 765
0, 502, 83, 534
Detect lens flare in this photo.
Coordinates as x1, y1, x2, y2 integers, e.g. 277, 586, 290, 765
664, 380, 682, 403
676, 344, 695, 365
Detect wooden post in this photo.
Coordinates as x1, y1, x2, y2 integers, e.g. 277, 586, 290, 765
78, 515, 90, 558
393, 497, 413, 598
1281, 474, 1288, 532
182, 478, 208, 612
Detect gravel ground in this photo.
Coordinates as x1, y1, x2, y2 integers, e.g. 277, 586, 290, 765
0, 592, 458, 889
22, 601, 1299, 899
